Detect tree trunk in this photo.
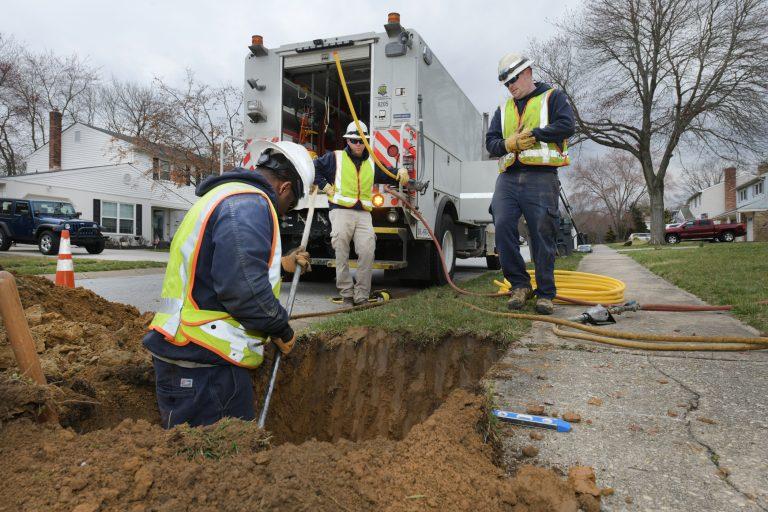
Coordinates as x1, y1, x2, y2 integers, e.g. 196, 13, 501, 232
649, 183, 665, 245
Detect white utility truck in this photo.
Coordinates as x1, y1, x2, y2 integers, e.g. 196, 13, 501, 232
241, 13, 498, 284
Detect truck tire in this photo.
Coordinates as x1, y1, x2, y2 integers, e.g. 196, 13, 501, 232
719, 231, 735, 243
486, 254, 501, 270
38, 230, 60, 255
431, 214, 456, 285
665, 234, 680, 244
0, 230, 11, 251
85, 238, 106, 254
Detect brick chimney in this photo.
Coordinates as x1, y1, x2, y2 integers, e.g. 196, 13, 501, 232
49, 110, 62, 170
723, 167, 736, 212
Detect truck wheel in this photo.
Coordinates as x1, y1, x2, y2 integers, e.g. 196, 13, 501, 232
486, 254, 501, 270
665, 234, 680, 244
0, 231, 11, 251
719, 231, 735, 243
38, 231, 60, 255
85, 238, 106, 254
431, 214, 456, 285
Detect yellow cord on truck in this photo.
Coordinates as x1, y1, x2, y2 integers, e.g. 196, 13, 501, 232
494, 270, 625, 304
333, 52, 399, 181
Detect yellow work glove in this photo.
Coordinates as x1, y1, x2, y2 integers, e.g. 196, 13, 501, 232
272, 332, 296, 355
322, 183, 335, 197
396, 168, 410, 186
504, 125, 536, 153
281, 246, 311, 274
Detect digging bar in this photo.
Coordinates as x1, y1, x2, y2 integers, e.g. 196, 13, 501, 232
258, 186, 318, 429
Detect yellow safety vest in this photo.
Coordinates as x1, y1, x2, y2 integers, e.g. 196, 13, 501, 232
148, 181, 282, 368
499, 89, 570, 171
329, 150, 375, 211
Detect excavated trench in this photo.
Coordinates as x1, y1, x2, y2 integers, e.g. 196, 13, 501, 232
64, 329, 504, 444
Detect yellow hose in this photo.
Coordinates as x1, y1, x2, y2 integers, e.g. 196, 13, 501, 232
461, 301, 768, 351
494, 270, 626, 304
333, 52, 399, 181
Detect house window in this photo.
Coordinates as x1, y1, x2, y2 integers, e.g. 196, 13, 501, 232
74, 130, 81, 142
101, 201, 135, 234
739, 189, 748, 202
755, 181, 764, 196
159, 160, 171, 181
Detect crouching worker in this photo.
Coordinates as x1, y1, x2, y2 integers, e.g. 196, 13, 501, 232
143, 140, 315, 428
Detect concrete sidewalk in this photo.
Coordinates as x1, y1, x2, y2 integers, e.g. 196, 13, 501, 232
488, 245, 768, 511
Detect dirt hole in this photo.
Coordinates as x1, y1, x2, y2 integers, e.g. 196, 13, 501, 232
58, 329, 502, 444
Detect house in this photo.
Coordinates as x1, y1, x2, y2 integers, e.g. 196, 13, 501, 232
0, 111, 203, 246
685, 167, 754, 222
715, 164, 768, 242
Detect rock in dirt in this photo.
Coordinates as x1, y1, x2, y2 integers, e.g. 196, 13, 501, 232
587, 397, 603, 406
667, 409, 679, 418
562, 411, 581, 423
568, 466, 602, 512
521, 445, 539, 458
697, 416, 717, 425
529, 432, 544, 441
526, 404, 545, 415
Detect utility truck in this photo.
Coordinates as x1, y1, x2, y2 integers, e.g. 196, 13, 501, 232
241, 13, 499, 284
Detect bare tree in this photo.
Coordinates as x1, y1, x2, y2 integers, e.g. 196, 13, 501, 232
568, 150, 647, 239
678, 159, 725, 197
532, 0, 768, 243
127, 71, 243, 186
0, 34, 23, 174
97, 78, 166, 139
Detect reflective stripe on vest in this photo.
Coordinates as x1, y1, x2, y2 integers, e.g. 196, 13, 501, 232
500, 89, 569, 169
330, 150, 375, 211
149, 181, 282, 368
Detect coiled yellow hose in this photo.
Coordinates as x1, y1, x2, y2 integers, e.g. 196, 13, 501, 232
494, 270, 626, 304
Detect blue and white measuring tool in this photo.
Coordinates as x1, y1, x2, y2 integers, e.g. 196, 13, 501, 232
492, 409, 572, 432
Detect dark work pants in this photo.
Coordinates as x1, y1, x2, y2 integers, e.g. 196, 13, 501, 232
491, 170, 560, 299
152, 357, 255, 429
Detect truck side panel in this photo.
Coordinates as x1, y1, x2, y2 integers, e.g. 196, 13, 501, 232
243, 49, 282, 141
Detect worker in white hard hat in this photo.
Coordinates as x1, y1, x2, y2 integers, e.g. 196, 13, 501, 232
313, 121, 409, 306
143, 141, 315, 428
486, 53, 575, 315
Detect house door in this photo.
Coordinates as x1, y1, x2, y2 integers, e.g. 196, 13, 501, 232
152, 209, 166, 243
747, 216, 754, 242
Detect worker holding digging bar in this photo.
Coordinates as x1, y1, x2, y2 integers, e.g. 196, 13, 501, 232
486, 53, 575, 315
143, 141, 315, 429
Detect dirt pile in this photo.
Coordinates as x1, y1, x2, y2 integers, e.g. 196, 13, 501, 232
0, 390, 599, 511
0, 275, 155, 429
0, 276, 604, 511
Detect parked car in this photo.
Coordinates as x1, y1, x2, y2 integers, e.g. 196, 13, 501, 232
0, 198, 106, 255
628, 232, 651, 242
664, 219, 746, 244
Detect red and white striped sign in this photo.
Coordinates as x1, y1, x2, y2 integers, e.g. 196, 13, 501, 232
372, 128, 417, 171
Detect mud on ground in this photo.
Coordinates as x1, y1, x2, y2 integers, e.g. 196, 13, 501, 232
0, 275, 603, 511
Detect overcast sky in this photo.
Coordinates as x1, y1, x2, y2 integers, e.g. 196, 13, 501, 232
2, 0, 579, 114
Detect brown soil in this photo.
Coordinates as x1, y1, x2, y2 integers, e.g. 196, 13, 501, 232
0, 275, 602, 511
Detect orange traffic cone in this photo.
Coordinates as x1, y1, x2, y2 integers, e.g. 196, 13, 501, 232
54, 230, 75, 288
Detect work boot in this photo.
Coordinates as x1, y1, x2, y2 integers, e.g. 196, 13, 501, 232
535, 297, 554, 315
507, 287, 533, 310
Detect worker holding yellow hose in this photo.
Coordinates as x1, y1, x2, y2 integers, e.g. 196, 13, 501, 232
314, 121, 409, 306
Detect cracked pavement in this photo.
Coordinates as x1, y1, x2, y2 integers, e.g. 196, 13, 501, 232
487, 245, 768, 511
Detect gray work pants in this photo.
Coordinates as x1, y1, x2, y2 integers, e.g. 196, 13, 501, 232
329, 208, 376, 303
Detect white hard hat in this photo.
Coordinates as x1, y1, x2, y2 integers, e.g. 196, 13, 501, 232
342, 121, 371, 140
497, 53, 533, 84
245, 140, 315, 200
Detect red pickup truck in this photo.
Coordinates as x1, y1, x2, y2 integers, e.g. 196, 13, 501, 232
665, 219, 746, 244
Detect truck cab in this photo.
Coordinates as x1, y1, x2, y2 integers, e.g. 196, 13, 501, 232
0, 198, 106, 255
241, 15, 499, 284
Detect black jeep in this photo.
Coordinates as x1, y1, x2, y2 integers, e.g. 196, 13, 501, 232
0, 199, 106, 255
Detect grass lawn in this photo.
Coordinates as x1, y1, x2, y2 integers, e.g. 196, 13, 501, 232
0, 256, 167, 275
312, 253, 585, 346
624, 242, 768, 334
